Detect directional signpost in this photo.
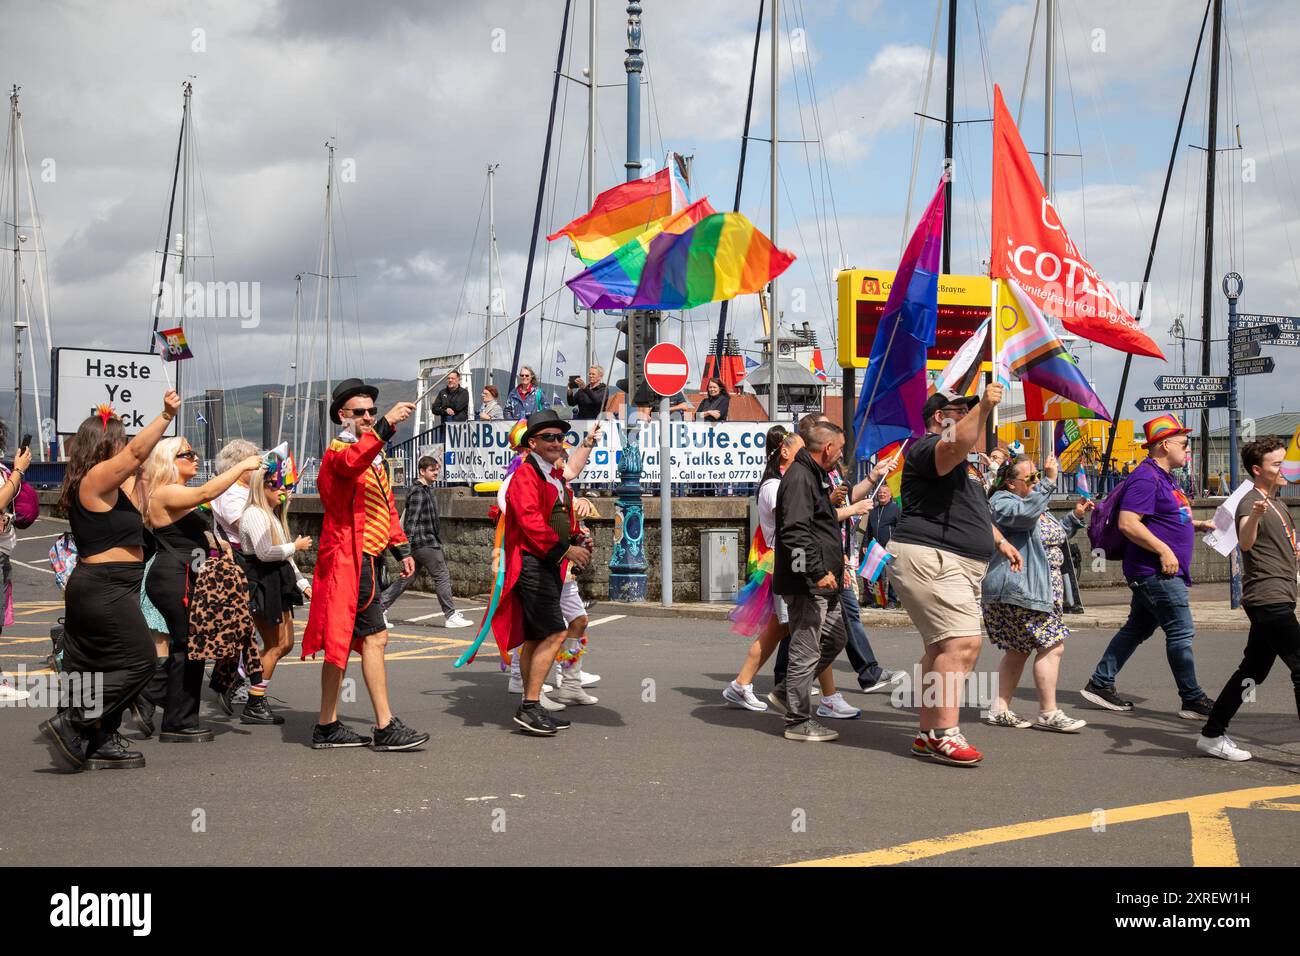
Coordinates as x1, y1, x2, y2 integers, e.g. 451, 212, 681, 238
1231, 340, 1261, 361
1229, 323, 1281, 346
1153, 375, 1228, 392
1235, 313, 1300, 334
1233, 356, 1275, 376
1135, 393, 1229, 413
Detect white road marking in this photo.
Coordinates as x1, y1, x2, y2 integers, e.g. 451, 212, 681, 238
586, 614, 626, 627
9, 558, 54, 575
403, 605, 485, 623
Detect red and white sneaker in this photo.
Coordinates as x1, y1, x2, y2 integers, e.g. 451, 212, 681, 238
925, 728, 983, 766
910, 732, 929, 757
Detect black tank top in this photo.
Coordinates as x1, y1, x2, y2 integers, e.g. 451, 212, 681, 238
152, 509, 211, 564
69, 489, 144, 558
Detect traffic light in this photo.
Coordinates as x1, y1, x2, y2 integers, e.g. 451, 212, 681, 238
615, 311, 663, 408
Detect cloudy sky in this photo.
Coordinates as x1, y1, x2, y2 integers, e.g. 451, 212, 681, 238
2, 0, 1298, 431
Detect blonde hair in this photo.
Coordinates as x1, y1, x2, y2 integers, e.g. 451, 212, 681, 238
142, 436, 185, 528
244, 471, 291, 545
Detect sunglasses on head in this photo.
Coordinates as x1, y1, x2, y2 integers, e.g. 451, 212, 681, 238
534, 432, 565, 443
175, 450, 199, 462
346, 406, 378, 418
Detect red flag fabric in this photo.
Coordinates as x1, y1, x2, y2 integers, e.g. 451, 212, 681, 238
990, 85, 1164, 360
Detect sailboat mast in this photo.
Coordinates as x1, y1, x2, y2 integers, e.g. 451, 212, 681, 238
767, 0, 779, 420
942, 0, 956, 273
585, 0, 597, 374
324, 141, 335, 408
487, 163, 498, 373
1039, 0, 1056, 459
10, 87, 21, 446
1198, 0, 1223, 495
177, 80, 191, 434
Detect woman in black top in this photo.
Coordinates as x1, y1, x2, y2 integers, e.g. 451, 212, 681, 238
143, 436, 263, 742
696, 378, 730, 423
39, 391, 181, 772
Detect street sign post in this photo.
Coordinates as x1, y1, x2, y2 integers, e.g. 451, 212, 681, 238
1232, 356, 1275, 376
642, 341, 690, 609
1154, 374, 1228, 392
1231, 340, 1261, 360
1235, 313, 1300, 333
1229, 324, 1280, 346
1266, 332, 1300, 347
1135, 393, 1229, 413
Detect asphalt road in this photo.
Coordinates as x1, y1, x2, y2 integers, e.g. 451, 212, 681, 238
1, 517, 1297, 867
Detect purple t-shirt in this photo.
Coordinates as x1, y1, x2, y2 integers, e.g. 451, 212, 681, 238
1120, 459, 1196, 585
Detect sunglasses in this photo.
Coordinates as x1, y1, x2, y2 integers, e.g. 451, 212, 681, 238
346, 406, 378, 418
1012, 471, 1042, 483
534, 432, 566, 443
175, 450, 199, 462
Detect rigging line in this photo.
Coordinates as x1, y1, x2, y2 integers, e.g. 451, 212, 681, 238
795, 0, 846, 265
1016, 0, 1042, 127
901, 0, 944, 254
783, 0, 833, 321
448, 178, 488, 361
327, 153, 364, 379
1232, 0, 1300, 293
970, 0, 994, 118
777, 164, 832, 331
640, 19, 666, 168
15, 121, 53, 354
1054, 4, 1087, 254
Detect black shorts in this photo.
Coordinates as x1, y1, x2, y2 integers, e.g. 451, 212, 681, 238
516, 553, 566, 641
354, 553, 388, 640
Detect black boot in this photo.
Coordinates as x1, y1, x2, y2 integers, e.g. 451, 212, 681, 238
85, 732, 146, 770
128, 698, 156, 737
38, 713, 86, 771
240, 695, 284, 725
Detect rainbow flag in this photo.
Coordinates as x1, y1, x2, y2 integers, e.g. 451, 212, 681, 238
858, 539, 892, 583
995, 278, 1111, 421
1283, 422, 1300, 484
567, 209, 794, 312
547, 157, 688, 265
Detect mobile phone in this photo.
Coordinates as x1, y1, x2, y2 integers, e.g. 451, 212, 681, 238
568, 375, 583, 388
19, 433, 31, 452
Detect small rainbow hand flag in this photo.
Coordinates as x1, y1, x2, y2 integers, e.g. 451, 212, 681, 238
155, 327, 194, 361
858, 539, 893, 583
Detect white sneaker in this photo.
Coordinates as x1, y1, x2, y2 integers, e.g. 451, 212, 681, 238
1033, 709, 1087, 733
0, 676, 30, 702
722, 681, 768, 712
444, 611, 473, 628
816, 692, 861, 720
538, 691, 566, 712
507, 675, 524, 695
1196, 734, 1251, 761
579, 670, 600, 687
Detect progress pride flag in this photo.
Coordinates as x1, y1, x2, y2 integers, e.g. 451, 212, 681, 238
990, 85, 1165, 360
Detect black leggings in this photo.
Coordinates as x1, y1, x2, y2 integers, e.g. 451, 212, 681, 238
144, 557, 205, 732
1203, 602, 1300, 738
60, 562, 156, 750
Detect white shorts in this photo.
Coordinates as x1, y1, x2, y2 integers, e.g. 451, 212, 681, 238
561, 576, 586, 626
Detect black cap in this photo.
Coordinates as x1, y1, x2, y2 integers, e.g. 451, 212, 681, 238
921, 388, 980, 423
329, 378, 380, 424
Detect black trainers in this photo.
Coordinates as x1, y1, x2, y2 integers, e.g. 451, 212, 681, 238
159, 727, 215, 743
38, 714, 86, 771
548, 712, 572, 730
1178, 695, 1215, 720
240, 696, 285, 725
371, 715, 430, 752
217, 681, 245, 717
86, 733, 146, 770
513, 702, 557, 737
1080, 680, 1134, 712
311, 721, 371, 749
128, 698, 156, 738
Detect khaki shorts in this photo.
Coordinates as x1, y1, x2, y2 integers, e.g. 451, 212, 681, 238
887, 540, 988, 644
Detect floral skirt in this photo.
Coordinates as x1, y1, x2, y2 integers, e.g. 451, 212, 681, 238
985, 600, 1068, 654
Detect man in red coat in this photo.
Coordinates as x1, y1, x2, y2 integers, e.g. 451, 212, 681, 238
303, 378, 429, 752
494, 409, 592, 736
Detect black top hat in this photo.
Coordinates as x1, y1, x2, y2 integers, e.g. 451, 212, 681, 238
519, 409, 570, 446
329, 378, 380, 424
922, 388, 980, 423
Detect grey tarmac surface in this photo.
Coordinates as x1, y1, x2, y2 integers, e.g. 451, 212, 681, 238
1, 517, 1297, 867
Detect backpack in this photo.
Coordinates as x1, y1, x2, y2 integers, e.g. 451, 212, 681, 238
12, 481, 39, 528
1087, 462, 1145, 560
49, 533, 78, 590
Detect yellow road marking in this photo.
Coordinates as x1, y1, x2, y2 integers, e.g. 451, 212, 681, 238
786, 784, 1300, 867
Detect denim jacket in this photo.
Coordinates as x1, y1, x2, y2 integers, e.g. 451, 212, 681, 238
981, 479, 1085, 613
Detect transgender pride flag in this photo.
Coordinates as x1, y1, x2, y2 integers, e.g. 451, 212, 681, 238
858, 539, 893, 583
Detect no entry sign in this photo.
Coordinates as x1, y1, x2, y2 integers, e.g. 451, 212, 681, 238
644, 342, 690, 397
